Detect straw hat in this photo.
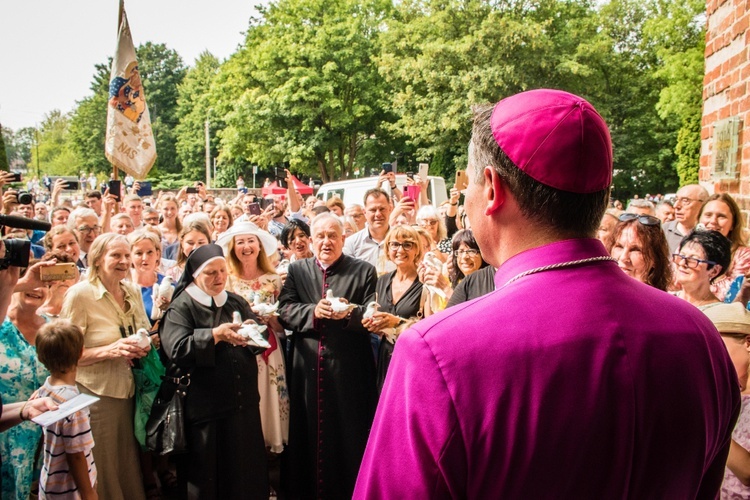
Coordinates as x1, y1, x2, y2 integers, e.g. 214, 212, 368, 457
215, 222, 278, 258
702, 302, 750, 335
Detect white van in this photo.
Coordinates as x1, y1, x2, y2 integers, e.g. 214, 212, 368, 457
317, 175, 448, 208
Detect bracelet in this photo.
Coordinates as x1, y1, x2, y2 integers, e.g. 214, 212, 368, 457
390, 184, 397, 189
450, 202, 458, 206
19, 400, 30, 421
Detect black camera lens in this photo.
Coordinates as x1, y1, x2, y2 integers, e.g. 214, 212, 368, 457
16, 191, 33, 205
0, 239, 31, 270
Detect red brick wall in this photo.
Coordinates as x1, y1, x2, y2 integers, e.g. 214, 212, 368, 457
703, 0, 750, 211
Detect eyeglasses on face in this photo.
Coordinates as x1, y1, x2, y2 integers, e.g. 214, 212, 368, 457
388, 241, 416, 251
674, 197, 703, 206
671, 253, 716, 269
456, 249, 479, 257
77, 225, 101, 234
419, 219, 439, 227
618, 213, 661, 226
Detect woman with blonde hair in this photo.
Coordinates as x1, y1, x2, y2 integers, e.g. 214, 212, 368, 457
210, 205, 234, 241
362, 225, 424, 392
61, 233, 151, 500
217, 222, 290, 454
416, 205, 448, 261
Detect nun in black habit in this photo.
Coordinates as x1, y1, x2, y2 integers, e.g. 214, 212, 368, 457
160, 244, 269, 499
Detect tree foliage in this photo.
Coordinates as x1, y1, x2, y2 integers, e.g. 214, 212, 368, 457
68, 63, 110, 176
175, 51, 221, 182
0, 127, 9, 172
1, 126, 34, 171
215, 0, 394, 183
4, 0, 706, 197
135, 42, 187, 175
31, 111, 80, 176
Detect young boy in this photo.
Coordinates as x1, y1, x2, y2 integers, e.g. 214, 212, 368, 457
35, 320, 98, 500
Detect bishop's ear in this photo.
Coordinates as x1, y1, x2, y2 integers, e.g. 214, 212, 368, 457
484, 166, 505, 216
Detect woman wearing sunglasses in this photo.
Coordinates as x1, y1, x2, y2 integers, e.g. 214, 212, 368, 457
610, 213, 672, 291
698, 193, 750, 301
673, 230, 732, 309
362, 225, 424, 392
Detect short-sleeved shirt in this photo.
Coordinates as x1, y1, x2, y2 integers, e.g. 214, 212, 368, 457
37, 379, 97, 499
60, 278, 150, 398
343, 227, 396, 275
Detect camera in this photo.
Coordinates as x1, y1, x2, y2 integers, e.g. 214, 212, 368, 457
0, 239, 31, 270
16, 191, 33, 205
0, 214, 51, 270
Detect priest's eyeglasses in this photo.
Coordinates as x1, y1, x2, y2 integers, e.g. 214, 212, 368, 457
671, 253, 716, 269
618, 213, 661, 226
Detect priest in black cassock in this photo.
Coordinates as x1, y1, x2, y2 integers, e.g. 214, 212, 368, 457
279, 213, 378, 499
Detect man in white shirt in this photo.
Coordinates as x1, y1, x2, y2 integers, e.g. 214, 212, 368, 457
343, 189, 394, 275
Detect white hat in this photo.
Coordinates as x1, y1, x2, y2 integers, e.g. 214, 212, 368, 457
216, 222, 278, 258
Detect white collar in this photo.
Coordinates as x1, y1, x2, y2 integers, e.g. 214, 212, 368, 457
185, 283, 228, 307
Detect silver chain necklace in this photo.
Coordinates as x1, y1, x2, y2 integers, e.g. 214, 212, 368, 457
502, 256, 617, 288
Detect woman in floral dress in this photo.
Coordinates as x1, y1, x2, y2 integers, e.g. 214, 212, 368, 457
218, 222, 290, 453
0, 279, 49, 499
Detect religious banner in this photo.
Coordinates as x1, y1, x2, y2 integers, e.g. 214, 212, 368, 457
104, 4, 156, 178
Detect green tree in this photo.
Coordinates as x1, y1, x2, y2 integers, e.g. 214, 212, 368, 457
136, 42, 187, 175
67, 63, 110, 176
174, 51, 221, 182
644, 0, 705, 186
0, 126, 9, 172
573, 0, 680, 198
1, 126, 35, 171
32, 111, 80, 176
215, 0, 393, 183
378, 0, 601, 181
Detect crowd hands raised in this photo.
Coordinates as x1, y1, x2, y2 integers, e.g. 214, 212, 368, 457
4, 156, 750, 498
0, 164, 491, 499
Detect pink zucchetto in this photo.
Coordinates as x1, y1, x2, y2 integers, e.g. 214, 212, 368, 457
490, 89, 613, 194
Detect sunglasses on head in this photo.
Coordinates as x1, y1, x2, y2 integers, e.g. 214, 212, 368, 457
618, 213, 661, 226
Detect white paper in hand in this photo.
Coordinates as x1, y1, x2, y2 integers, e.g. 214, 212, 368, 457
32, 394, 100, 428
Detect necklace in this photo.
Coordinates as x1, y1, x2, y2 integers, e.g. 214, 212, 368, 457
502, 256, 616, 288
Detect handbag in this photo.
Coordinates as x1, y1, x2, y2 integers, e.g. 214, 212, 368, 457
145, 304, 226, 454
146, 366, 191, 455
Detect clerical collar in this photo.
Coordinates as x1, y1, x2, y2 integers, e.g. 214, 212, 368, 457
185, 283, 228, 307
315, 254, 344, 272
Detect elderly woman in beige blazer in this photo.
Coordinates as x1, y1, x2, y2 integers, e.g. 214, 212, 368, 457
61, 233, 151, 500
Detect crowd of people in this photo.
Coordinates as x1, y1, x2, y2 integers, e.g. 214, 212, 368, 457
0, 88, 749, 499
0, 161, 496, 499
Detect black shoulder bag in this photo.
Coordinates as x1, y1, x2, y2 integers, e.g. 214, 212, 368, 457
146, 305, 223, 455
